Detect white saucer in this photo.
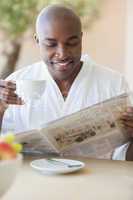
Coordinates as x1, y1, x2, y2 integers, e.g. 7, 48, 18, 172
30, 158, 85, 174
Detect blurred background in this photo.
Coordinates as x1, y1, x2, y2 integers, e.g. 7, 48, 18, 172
0, 0, 132, 89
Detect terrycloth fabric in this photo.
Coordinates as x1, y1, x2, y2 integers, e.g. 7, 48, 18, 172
1, 55, 129, 160
112, 142, 129, 160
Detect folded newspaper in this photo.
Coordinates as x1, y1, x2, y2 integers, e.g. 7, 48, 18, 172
15, 93, 131, 159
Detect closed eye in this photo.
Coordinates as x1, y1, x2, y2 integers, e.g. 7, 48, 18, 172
66, 38, 81, 46
44, 43, 57, 47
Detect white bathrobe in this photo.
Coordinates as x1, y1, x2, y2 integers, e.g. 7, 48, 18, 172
1, 55, 129, 159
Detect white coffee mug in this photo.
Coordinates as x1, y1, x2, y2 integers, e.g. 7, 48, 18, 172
15, 80, 46, 102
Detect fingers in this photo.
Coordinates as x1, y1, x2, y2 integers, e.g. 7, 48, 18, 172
0, 88, 17, 98
0, 80, 16, 89
0, 80, 24, 105
122, 106, 133, 116
121, 114, 133, 121
120, 111, 133, 129
121, 106, 133, 120
0, 96, 23, 105
120, 106, 133, 138
120, 118, 133, 138
121, 120, 133, 129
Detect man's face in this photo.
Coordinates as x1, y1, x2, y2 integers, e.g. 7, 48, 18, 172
37, 19, 82, 80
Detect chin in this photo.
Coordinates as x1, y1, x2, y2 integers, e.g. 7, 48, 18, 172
54, 73, 69, 81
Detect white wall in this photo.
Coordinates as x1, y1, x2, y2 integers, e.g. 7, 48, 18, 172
82, 0, 126, 72
125, 0, 133, 90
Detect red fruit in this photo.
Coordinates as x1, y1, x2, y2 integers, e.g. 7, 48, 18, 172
0, 142, 17, 160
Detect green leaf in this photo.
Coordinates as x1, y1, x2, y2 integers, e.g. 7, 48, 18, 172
0, 0, 100, 38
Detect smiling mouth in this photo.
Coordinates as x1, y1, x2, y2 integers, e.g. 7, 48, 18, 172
52, 60, 73, 70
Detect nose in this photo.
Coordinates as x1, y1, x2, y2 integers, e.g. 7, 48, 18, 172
55, 44, 69, 59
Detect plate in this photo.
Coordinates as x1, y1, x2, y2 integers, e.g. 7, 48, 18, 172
30, 158, 85, 174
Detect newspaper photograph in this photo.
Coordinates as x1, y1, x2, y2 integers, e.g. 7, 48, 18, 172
16, 93, 131, 158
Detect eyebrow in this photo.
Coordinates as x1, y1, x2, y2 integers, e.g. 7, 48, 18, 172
67, 35, 80, 41
44, 35, 80, 42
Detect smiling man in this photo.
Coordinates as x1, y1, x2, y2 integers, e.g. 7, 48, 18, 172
0, 5, 133, 160
35, 5, 83, 98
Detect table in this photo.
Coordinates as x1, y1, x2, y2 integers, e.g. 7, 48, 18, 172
2, 157, 133, 200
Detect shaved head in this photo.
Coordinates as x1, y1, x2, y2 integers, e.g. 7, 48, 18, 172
36, 5, 82, 38
35, 5, 83, 81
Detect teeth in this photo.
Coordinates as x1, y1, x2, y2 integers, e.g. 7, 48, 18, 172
59, 62, 69, 65
54, 60, 72, 64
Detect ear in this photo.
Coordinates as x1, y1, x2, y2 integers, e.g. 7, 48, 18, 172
34, 33, 39, 43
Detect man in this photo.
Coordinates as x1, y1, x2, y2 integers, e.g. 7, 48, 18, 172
0, 5, 133, 160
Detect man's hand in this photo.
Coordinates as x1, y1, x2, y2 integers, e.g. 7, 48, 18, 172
121, 107, 133, 137
121, 107, 133, 161
0, 80, 23, 106
0, 80, 24, 130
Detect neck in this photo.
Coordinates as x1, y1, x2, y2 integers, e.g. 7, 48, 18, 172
56, 61, 83, 98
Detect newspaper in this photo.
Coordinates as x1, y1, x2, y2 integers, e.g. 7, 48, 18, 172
15, 93, 130, 159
